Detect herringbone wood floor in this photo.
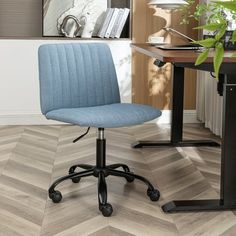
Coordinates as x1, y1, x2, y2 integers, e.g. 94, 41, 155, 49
0, 124, 236, 236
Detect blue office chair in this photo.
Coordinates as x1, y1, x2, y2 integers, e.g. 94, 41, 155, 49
38, 43, 161, 217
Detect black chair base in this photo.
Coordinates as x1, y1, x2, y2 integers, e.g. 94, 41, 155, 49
48, 128, 160, 217
48, 163, 160, 217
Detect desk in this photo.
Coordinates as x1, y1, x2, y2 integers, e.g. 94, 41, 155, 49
131, 43, 236, 212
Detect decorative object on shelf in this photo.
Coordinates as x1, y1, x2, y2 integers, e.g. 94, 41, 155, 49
43, 0, 109, 37
59, 15, 84, 38
81, 13, 94, 38
148, 0, 188, 10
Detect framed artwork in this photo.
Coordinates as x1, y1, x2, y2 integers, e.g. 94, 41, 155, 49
43, 0, 110, 37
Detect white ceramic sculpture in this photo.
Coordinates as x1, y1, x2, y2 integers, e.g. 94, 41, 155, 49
59, 15, 83, 38
57, 0, 107, 37
81, 13, 94, 38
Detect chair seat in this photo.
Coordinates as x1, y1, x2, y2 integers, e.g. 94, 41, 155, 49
46, 103, 161, 128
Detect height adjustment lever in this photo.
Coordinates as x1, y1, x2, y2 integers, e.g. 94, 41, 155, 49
73, 127, 90, 143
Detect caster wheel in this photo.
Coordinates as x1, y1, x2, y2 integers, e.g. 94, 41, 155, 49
69, 168, 81, 183
71, 177, 81, 183
100, 203, 113, 217
147, 189, 160, 202
126, 175, 135, 183
49, 190, 62, 203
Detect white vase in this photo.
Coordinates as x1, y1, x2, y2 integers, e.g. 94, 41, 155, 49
81, 13, 94, 38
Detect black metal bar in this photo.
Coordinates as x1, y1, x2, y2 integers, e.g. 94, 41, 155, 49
96, 139, 106, 169
98, 171, 107, 206
49, 169, 94, 194
162, 199, 236, 213
171, 66, 185, 143
221, 76, 236, 205
175, 62, 236, 75
217, 74, 225, 96
132, 140, 220, 148
107, 163, 130, 172
107, 169, 155, 191
69, 164, 94, 171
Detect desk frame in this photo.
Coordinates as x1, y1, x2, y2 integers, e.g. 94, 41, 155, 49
131, 44, 236, 212
162, 70, 236, 213
132, 65, 219, 148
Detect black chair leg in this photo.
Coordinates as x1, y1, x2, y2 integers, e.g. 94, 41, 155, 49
107, 169, 160, 201
69, 164, 94, 172
48, 169, 94, 203
98, 171, 113, 217
107, 163, 131, 172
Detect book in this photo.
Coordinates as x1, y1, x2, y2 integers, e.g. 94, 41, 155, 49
114, 8, 130, 38
97, 8, 114, 38
110, 9, 124, 38
104, 8, 120, 38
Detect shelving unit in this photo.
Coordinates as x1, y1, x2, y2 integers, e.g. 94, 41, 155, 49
0, 0, 132, 39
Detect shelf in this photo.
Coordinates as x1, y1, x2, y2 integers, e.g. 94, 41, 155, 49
0, 0, 132, 40
0, 37, 132, 41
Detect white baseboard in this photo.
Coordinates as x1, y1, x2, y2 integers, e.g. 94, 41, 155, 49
0, 110, 199, 125
150, 110, 200, 124
0, 114, 64, 125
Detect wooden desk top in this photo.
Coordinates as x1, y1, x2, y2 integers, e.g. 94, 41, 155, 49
131, 43, 236, 63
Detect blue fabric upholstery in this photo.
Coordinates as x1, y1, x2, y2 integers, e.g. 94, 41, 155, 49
38, 43, 120, 114
46, 103, 162, 128
38, 43, 162, 128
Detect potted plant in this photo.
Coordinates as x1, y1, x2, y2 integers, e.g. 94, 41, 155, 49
179, 0, 236, 78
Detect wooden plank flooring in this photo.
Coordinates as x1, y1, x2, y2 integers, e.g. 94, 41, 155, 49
0, 124, 235, 235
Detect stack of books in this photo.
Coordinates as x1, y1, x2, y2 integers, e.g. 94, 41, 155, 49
97, 8, 130, 38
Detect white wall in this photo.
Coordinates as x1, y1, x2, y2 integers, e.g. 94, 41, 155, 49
0, 40, 131, 125
0, 39, 198, 125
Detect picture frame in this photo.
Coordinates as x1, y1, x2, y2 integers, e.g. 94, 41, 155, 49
43, 0, 111, 37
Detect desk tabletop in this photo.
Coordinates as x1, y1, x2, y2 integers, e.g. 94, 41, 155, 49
131, 43, 236, 63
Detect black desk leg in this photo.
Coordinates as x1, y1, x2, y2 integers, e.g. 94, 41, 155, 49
171, 66, 184, 143
132, 66, 220, 148
163, 75, 236, 212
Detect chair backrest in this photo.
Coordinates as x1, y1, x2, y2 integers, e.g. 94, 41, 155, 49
38, 43, 121, 115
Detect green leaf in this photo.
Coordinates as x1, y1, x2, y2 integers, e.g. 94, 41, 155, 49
212, 1, 236, 12
214, 42, 224, 79
194, 38, 217, 48
232, 30, 236, 43
195, 49, 209, 66
194, 23, 224, 31
215, 27, 226, 40
232, 52, 236, 57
